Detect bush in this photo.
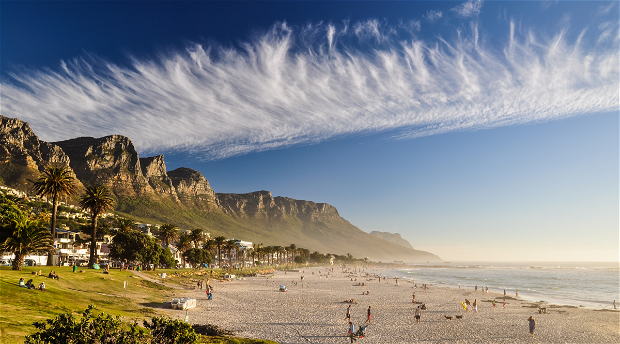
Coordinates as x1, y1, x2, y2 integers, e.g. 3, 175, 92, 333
24, 305, 200, 344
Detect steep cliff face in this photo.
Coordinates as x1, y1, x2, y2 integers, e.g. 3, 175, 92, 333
215, 190, 439, 261
0, 115, 83, 190
369, 231, 414, 249
0, 115, 72, 170
54, 135, 153, 196
168, 167, 218, 210
216, 191, 343, 222
140, 155, 177, 199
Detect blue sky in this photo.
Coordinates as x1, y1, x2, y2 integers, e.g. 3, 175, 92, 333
1, 1, 618, 261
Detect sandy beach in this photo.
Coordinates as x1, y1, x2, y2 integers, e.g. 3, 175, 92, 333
163, 267, 619, 343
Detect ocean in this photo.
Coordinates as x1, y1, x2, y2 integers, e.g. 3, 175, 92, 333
386, 261, 619, 309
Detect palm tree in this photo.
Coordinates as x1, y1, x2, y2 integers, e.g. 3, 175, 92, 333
247, 248, 256, 267
225, 239, 237, 269
189, 228, 206, 248
116, 218, 135, 232
288, 244, 297, 265
79, 185, 114, 267
177, 234, 193, 268
254, 243, 263, 265
204, 238, 216, 258
157, 224, 178, 248
33, 165, 77, 266
214, 236, 226, 267
273, 246, 283, 265
1, 218, 54, 270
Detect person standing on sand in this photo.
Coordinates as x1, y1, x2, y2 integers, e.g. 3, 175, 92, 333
503, 300, 506, 308
415, 306, 422, 324
348, 322, 355, 343
473, 299, 478, 312
528, 316, 536, 337
504, 289, 507, 297
475, 285, 478, 292
613, 300, 616, 310
364, 306, 372, 325
516, 289, 519, 298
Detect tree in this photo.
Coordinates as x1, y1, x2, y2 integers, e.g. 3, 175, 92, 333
116, 218, 136, 232
177, 234, 193, 268
157, 224, 178, 248
79, 185, 114, 267
32, 165, 77, 266
214, 236, 226, 267
188, 228, 206, 248
0, 218, 54, 270
204, 238, 216, 258
183, 248, 212, 269
225, 239, 237, 268
288, 244, 297, 265
109, 231, 171, 269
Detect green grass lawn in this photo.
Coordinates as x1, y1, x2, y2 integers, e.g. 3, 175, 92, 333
0, 266, 174, 343
0, 266, 278, 344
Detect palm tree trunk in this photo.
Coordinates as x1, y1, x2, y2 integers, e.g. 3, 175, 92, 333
47, 193, 58, 266
88, 212, 98, 267
217, 245, 221, 268
12, 253, 25, 271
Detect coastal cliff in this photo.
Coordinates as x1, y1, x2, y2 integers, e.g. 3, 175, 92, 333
369, 231, 415, 249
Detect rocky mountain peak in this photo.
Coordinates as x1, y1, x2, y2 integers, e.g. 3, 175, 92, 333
168, 167, 218, 210
0, 115, 83, 191
54, 135, 153, 196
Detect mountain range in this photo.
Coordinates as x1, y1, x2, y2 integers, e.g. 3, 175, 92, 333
0, 115, 440, 262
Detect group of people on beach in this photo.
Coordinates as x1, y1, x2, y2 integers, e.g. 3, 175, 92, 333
344, 304, 372, 342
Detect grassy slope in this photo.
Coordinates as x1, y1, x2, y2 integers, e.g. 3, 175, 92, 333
0, 266, 276, 344
0, 266, 173, 343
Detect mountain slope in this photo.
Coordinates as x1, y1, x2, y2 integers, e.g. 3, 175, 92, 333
0, 115, 441, 262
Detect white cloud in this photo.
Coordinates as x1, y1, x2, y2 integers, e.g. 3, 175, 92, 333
452, 0, 483, 18
1, 20, 618, 160
425, 10, 443, 22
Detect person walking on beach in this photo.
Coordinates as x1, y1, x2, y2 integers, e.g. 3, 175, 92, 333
415, 306, 422, 324
503, 300, 506, 309
364, 306, 372, 325
516, 289, 519, 298
412, 292, 416, 303
473, 299, 478, 312
528, 316, 536, 337
504, 289, 507, 297
475, 285, 478, 292
344, 305, 352, 323
613, 300, 616, 310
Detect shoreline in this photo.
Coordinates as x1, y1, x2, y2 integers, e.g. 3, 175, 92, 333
381, 265, 619, 310
160, 266, 620, 343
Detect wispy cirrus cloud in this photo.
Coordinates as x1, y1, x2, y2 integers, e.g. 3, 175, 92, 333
1, 19, 618, 160
452, 0, 483, 17
425, 10, 443, 22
